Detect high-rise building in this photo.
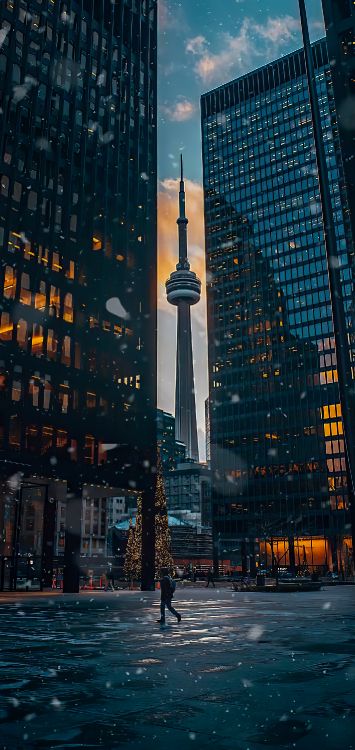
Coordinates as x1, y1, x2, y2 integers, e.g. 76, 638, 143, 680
205, 397, 211, 466
157, 408, 211, 525
321, 0, 355, 250
157, 408, 186, 472
201, 39, 354, 575
0, 0, 157, 590
166, 157, 200, 462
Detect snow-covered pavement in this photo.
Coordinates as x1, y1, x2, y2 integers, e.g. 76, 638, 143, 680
0, 586, 354, 749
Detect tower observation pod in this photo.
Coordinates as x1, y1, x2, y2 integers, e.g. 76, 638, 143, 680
165, 156, 201, 462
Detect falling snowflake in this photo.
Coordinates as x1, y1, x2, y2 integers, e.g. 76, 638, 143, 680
106, 297, 130, 320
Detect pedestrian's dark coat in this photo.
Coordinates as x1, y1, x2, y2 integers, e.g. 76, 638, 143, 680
160, 575, 173, 601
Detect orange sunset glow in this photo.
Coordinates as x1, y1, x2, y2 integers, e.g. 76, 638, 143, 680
157, 177, 208, 457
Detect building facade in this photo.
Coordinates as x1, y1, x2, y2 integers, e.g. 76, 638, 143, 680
0, 0, 157, 589
201, 39, 354, 575
157, 408, 185, 472
163, 460, 211, 523
205, 396, 211, 466
321, 0, 355, 251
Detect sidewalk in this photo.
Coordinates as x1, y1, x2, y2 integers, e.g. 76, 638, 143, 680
1, 586, 354, 750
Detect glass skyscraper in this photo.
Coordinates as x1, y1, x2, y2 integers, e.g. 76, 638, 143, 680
321, 1, 355, 251
0, 0, 157, 589
201, 38, 354, 575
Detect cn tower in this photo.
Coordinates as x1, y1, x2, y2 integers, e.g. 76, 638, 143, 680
166, 156, 201, 462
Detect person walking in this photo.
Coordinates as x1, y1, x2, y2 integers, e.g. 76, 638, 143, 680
105, 564, 115, 591
206, 567, 215, 588
157, 567, 181, 624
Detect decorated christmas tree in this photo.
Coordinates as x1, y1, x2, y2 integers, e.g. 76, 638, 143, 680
155, 451, 173, 574
123, 496, 142, 580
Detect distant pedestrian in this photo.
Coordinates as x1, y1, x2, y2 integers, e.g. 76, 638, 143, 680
157, 567, 181, 624
206, 567, 215, 588
105, 564, 115, 591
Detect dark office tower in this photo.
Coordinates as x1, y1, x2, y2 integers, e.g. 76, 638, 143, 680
205, 397, 210, 466
166, 157, 201, 462
156, 408, 186, 472
321, 0, 355, 249
201, 39, 354, 575
0, 0, 157, 591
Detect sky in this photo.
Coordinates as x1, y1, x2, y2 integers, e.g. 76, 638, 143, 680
157, 0, 325, 460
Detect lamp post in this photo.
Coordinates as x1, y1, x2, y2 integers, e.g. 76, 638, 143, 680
298, 0, 355, 557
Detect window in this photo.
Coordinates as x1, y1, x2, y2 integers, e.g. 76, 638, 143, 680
11, 380, 21, 401
92, 235, 102, 251
12, 181, 22, 202
9, 415, 21, 450
31, 324, 44, 355
17, 318, 28, 348
86, 392, 96, 408
20, 272, 31, 305
52, 252, 62, 271
26, 425, 38, 453
28, 191, 37, 210
1, 174, 9, 196
35, 281, 46, 310
56, 430, 68, 449
84, 435, 95, 464
3, 265, 16, 299
63, 293, 73, 322
65, 260, 75, 280
69, 439, 78, 461
29, 378, 40, 407
43, 379, 51, 410
74, 342, 81, 369
47, 330, 57, 360
59, 386, 69, 413
49, 285, 60, 316
0, 312, 13, 340
38, 245, 49, 266
61, 335, 71, 366
41, 426, 53, 455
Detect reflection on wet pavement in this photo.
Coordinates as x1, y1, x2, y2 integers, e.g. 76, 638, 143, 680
0, 587, 354, 749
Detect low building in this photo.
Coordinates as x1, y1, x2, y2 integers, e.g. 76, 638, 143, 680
164, 460, 212, 524
114, 511, 213, 570
52, 486, 139, 584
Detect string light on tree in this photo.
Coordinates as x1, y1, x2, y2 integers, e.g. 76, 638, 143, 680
155, 451, 173, 574
123, 496, 142, 580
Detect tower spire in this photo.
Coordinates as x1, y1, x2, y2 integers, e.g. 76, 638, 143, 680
177, 154, 188, 267
166, 161, 201, 462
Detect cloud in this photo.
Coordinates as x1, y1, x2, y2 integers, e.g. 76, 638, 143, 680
159, 0, 188, 32
254, 16, 299, 44
185, 35, 208, 56
161, 98, 196, 122
158, 177, 208, 460
187, 15, 300, 86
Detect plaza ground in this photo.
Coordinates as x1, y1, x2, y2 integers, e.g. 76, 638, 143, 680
0, 586, 354, 750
